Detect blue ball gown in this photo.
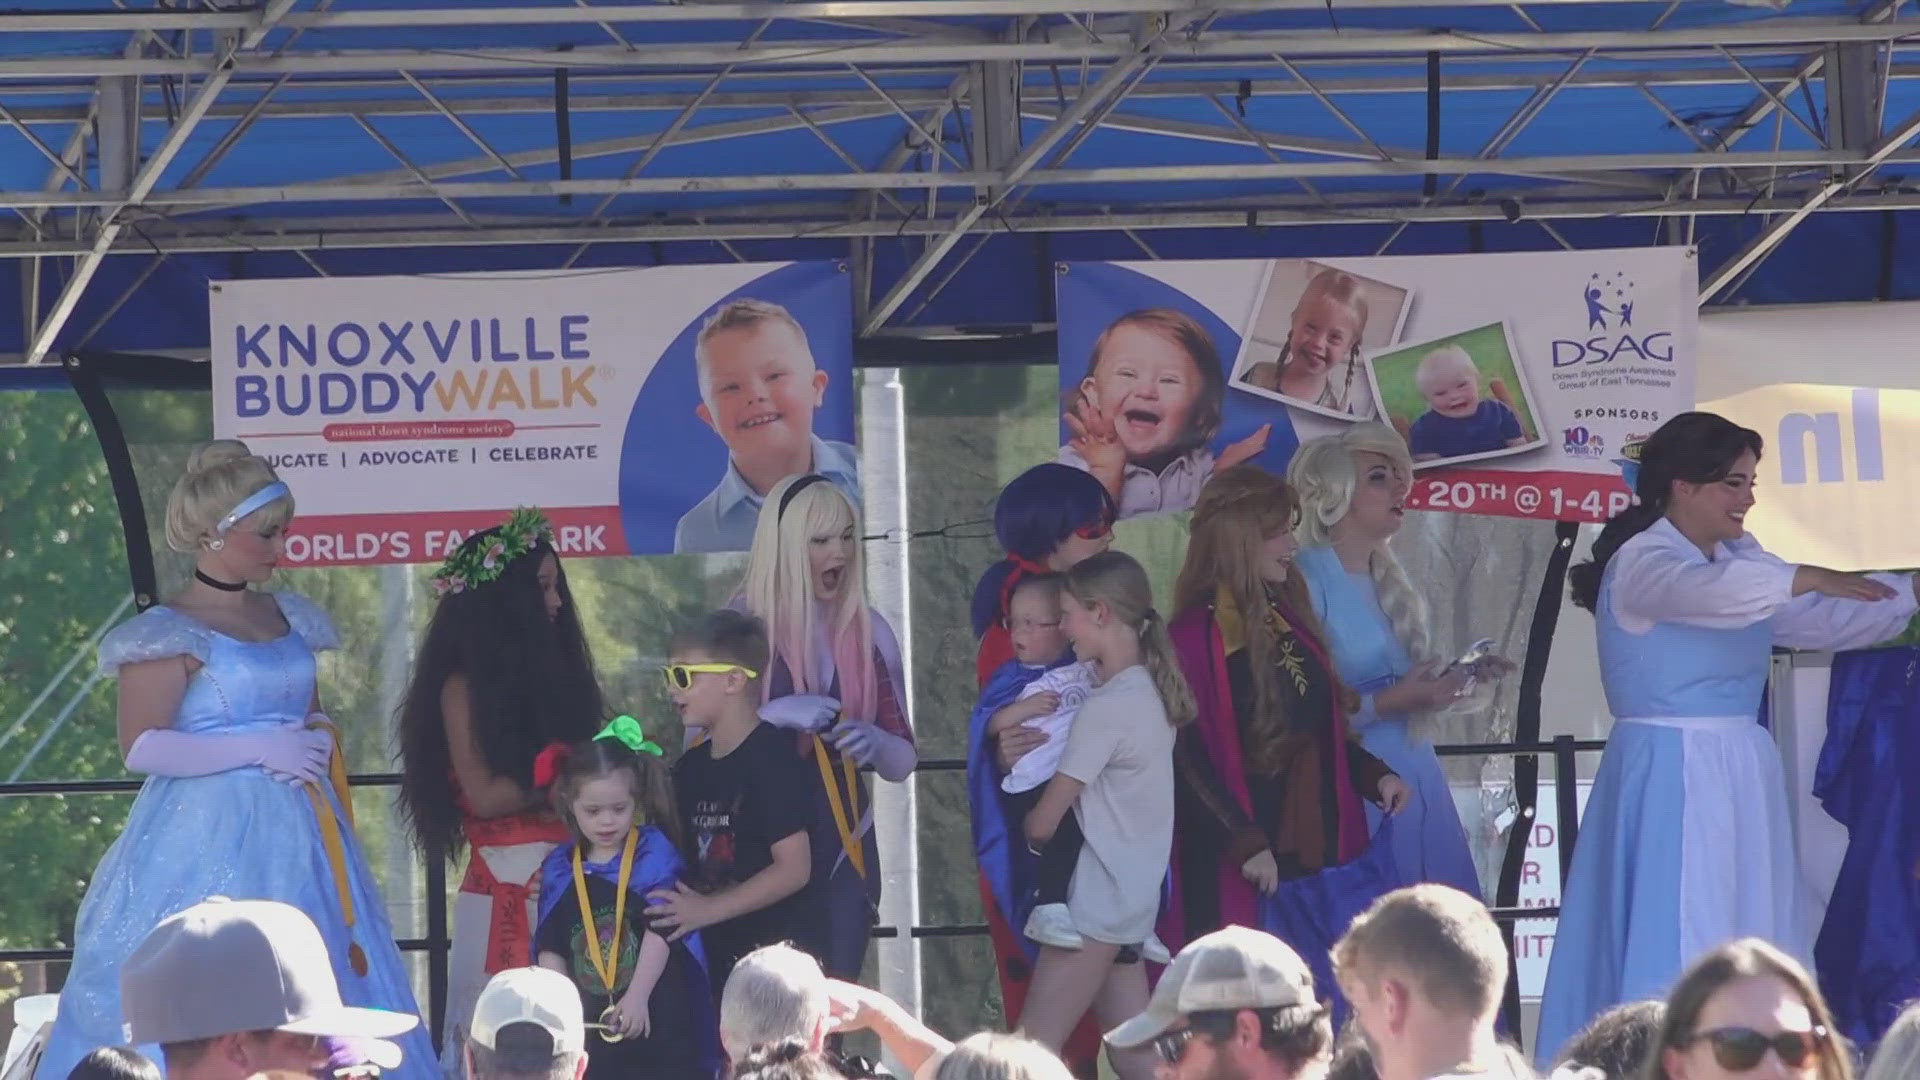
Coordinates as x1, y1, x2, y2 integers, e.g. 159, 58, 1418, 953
1295, 545, 1484, 899
34, 593, 435, 1079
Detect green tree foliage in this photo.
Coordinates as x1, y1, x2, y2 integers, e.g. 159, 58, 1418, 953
0, 391, 139, 967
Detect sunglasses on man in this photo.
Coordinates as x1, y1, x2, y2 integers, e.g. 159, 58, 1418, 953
1149, 1007, 1321, 1066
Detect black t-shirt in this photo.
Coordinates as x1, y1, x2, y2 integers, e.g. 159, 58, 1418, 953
534, 873, 702, 1080
673, 720, 825, 981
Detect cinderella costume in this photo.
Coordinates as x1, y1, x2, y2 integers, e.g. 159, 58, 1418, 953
1296, 544, 1483, 898
34, 592, 435, 1079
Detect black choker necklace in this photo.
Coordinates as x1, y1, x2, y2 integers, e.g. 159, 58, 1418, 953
195, 569, 247, 592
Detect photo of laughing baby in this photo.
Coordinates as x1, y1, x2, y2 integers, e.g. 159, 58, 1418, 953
1059, 307, 1271, 519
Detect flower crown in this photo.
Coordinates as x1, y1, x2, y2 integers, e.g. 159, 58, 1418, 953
431, 507, 553, 596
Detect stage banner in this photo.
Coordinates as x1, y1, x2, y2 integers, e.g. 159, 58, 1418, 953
1699, 384, 1920, 572
210, 262, 856, 566
1054, 248, 1697, 522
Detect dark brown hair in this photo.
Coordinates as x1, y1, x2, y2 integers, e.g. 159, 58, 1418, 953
1642, 938, 1848, 1080
1569, 412, 1764, 613
550, 734, 683, 853
398, 532, 606, 858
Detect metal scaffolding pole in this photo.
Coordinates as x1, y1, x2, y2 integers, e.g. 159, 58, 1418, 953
22, 0, 301, 365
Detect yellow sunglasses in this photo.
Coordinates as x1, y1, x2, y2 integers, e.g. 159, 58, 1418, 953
661, 663, 758, 690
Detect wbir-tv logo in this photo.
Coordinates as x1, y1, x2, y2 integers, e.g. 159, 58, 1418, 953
1561, 426, 1608, 459
1552, 270, 1674, 368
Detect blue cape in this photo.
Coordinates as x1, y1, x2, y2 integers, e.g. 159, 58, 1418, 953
967, 657, 1070, 963
535, 826, 720, 1077
1814, 647, 1920, 1047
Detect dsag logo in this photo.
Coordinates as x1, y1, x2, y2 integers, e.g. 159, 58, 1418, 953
1553, 270, 1673, 368
1561, 426, 1608, 459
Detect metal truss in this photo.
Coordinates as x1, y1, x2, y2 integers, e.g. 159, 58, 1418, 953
5, 0, 1920, 360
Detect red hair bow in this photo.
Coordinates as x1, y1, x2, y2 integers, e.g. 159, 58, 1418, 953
531, 741, 569, 790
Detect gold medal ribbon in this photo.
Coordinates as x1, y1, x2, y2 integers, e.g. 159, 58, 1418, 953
811, 735, 866, 879
573, 827, 638, 996
302, 719, 368, 976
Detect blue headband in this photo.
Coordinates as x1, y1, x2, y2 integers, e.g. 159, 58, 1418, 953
217, 481, 291, 534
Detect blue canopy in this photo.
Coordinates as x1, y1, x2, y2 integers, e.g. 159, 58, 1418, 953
1, 0, 1917, 359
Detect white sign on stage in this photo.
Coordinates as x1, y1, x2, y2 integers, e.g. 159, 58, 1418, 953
1506, 781, 1594, 1001
209, 262, 856, 565
1054, 248, 1698, 523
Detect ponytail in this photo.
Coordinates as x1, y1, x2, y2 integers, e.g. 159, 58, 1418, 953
1567, 411, 1764, 614
1065, 551, 1196, 727
1137, 608, 1197, 728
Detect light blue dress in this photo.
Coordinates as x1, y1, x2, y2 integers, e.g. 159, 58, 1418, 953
1295, 545, 1483, 899
1533, 520, 1917, 1066
35, 594, 435, 1079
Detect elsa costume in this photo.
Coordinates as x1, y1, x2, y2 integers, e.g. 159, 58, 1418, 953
1295, 544, 1483, 899
1534, 519, 1916, 1064
35, 586, 434, 1078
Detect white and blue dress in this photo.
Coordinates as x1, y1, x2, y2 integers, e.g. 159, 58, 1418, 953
35, 594, 434, 1079
1296, 544, 1483, 899
1534, 519, 1915, 1064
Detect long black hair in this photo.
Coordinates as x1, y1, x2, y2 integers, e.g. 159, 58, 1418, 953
1568, 411, 1764, 612
397, 530, 606, 857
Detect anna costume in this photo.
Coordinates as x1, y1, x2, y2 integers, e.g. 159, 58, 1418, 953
1164, 586, 1405, 1022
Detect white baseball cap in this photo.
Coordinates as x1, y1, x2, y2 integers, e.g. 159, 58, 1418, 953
1105, 926, 1318, 1049
120, 898, 419, 1046
470, 967, 586, 1066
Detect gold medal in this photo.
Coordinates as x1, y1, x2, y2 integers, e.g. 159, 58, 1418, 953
572, 828, 637, 1041
595, 1004, 628, 1044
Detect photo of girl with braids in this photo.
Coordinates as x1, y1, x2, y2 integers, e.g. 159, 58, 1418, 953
1233, 262, 1412, 422
534, 721, 719, 1080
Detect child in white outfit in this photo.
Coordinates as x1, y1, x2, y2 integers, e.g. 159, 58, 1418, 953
988, 574, 1164, 959
997, 660, 1095, 796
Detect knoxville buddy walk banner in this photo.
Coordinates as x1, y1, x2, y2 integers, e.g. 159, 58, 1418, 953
1053, 247, 1698, 522
210, 262, 857, 566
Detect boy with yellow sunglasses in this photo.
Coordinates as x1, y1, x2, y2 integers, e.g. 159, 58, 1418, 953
646, 609, 826, 1001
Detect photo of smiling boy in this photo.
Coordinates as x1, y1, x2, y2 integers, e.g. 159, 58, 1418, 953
1363, 322, 1545, 472
674, 298, 861, 554
1060, 308, 1269, 520
1405, 345, 1528, 463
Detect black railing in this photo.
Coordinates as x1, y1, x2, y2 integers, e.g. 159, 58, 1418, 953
0, 737, 1602, 1048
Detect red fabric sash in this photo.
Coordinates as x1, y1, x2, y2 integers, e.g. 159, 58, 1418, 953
459, 812, 571, 975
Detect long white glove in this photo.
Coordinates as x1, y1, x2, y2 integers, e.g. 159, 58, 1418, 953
124, 722, 333, 785
760, 695, 842, 733
827, 720, 917, 782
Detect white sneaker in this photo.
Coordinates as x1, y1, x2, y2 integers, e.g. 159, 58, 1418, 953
1142, 933, 1172, 966
1024, 903, 1084, 949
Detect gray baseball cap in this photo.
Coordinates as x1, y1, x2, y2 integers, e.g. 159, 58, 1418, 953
1106, 926, 1318, 1049
120, 898, 419, 1046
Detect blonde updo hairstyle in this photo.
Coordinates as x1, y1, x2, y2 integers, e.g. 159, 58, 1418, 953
1287, 423, 1432, 662
164, 439, 293, 553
